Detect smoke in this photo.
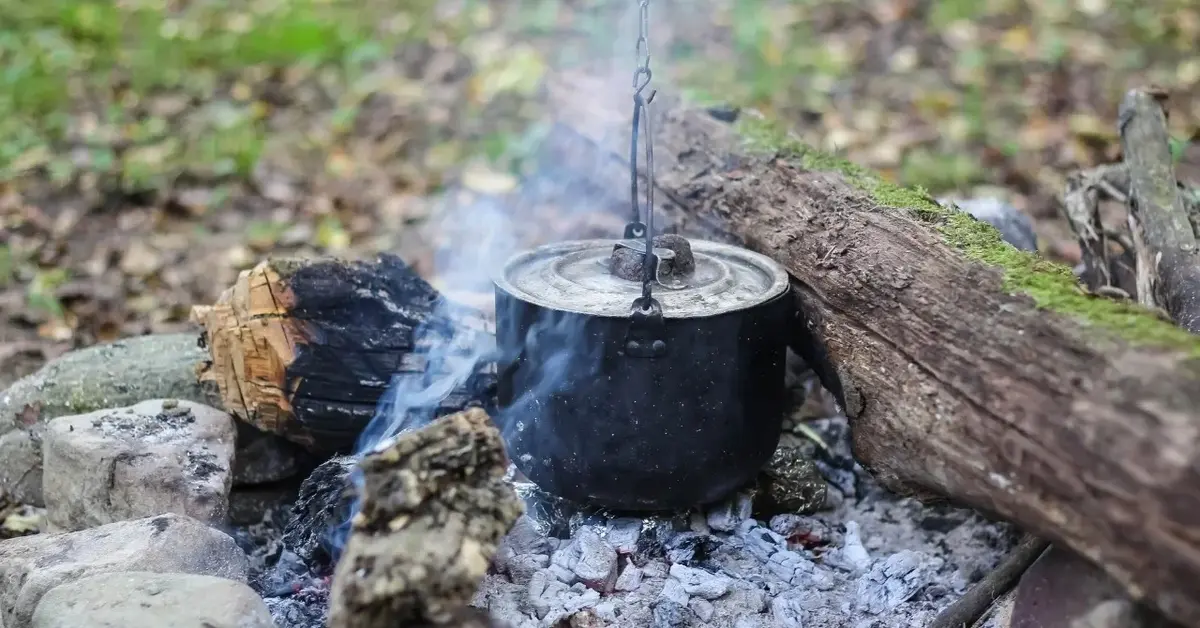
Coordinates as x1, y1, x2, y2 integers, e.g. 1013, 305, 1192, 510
323, 0, 657, 560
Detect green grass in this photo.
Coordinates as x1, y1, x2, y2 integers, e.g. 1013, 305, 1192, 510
0, 0, 423, 188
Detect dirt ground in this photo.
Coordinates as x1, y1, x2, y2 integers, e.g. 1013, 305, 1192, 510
3, 0, 1200, 387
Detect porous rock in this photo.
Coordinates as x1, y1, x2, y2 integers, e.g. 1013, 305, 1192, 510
0, 513, 249, 628
0, 334, 220, 504
42, 399, 236, 531
327, 408, 523, 628
31, 571, 276, 628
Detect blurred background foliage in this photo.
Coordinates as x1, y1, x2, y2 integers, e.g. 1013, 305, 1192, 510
2, 0, 1199, 384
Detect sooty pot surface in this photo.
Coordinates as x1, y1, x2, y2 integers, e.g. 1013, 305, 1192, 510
492, 236, 791, 511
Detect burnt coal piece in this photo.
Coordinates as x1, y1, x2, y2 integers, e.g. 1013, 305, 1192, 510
281, 455, 358, 571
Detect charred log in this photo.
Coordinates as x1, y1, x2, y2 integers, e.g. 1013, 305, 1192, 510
280, 455, 357, 572
190, 255, 497, 454
540, 69, 1200, 626
326, 408, 522, 628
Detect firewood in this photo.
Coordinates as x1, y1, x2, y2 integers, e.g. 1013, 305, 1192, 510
540, 69, 1200, 626
326, 408, 522, 628
189, 255, 496, 454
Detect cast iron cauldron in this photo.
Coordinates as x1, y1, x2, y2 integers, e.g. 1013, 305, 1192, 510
492, 232, 791, 511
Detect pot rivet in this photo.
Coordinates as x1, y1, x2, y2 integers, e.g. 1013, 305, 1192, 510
651, 340, 666, 353
626, 340, 641, 353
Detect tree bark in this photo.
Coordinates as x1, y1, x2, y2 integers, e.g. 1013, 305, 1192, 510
189, 255, 497, 455
539, 69, 1200, 627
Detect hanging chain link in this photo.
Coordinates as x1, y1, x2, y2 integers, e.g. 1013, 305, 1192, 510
629, 0, 657, 306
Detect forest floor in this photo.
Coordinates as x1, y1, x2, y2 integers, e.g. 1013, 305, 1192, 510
3, 0, 1200, 386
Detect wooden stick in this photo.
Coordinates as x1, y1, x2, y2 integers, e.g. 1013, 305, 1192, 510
1118, 87, 1200, 331
928, 535, 1049, 628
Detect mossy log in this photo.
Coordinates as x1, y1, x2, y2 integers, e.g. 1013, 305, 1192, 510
327, 408, 522, 628
541, 70, 1200, 627
189, 255, 497, 455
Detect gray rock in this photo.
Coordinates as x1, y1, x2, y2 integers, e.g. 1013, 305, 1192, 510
0, 513, 248, 628
855, 550, 944, 615
942, 197, 1039, 252
669, 564, 731, 600
0, 429, 42, 505
31, 571, 276, 628
42, 399, 236, 531
0, 334, 221, 504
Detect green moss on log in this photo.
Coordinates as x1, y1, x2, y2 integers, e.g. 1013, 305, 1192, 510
734, 113, 1200, 355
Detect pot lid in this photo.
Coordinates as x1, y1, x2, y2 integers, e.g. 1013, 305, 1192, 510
494, 238, 789, 318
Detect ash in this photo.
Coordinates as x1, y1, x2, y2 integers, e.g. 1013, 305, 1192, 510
476, 415, 1020, 628
229, 502, 334, 628
232, 414, 1018, 628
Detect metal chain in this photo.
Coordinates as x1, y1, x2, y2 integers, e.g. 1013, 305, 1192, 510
629, 0, 657, 306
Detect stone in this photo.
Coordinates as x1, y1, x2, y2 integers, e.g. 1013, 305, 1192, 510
31, 571, 276, 628
0, 429, 42, 506
756, 445, 828, 517
0, 513, 249, 628
42, 399, 236, 531
0, 333, 220, 506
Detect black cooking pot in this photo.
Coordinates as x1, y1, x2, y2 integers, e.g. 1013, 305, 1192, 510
492, 231, 791, 511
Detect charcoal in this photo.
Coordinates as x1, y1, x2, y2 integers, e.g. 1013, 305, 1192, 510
651, 599, 693, 628
281, 455, 358, 571
513, 481, 575, 538
754, 445, 829, 517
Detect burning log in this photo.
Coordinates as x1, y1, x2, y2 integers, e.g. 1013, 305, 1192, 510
541, 70, 1200, 626
327, 407, 522, 628
189, 255, 497, 455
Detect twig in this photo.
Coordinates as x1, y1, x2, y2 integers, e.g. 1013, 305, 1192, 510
1118, 87, 1200, 332
1062, 164, 1129, 290
927, 535, 1050, 628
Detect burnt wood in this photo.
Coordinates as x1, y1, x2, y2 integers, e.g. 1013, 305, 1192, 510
540, 69, 1200, 627
190, 255, 497, 454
